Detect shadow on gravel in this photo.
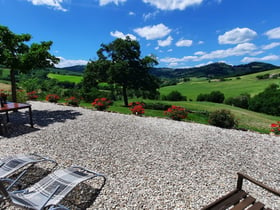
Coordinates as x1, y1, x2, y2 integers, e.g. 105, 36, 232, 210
0, 109, 82, 138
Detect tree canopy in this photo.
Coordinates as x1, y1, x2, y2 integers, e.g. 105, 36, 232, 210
83, 37, 159, 106
0, 25, 59, 102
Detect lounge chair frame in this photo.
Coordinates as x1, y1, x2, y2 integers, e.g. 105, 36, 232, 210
202, 172, 280, 210
0, 166, 106, 210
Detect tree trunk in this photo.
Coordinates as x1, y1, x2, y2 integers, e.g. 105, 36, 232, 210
10, 68, 17, 102
122, 85, 128, 107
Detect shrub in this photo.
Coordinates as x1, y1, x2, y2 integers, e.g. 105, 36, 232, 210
208, 109, 237, 129
196, 91, 224, 103
46, 94, 60, 103
163, 91, 186, 101
65, 96, 80, 106
7, 89, 27, 103
270, 121, 280, 135
92, 97, 112, 111
27, 91, 39, 100
224, 93, 250, 109
164, 105, 188, 121
128, 102, 145, 116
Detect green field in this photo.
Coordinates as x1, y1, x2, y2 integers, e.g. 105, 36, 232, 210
160, 69, 280, 100
48, 73, 82, 84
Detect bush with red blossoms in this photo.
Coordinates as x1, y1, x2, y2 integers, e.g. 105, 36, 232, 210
92, 98, 112, 111
46, 94, 60, 103
164, 105, 188, 121
65, 96, 81, 106
27, 91, 39, 100
128, 102, 145, 116
270, 121, 280, 135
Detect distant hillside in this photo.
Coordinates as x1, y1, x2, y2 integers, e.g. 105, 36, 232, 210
60, 62, 278, 79
150, 62, 279, 79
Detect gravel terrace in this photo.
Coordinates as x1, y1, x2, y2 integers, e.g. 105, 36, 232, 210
0, 101, 279, 209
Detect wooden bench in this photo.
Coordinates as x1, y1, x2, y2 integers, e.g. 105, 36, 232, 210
202, 172, 280, 210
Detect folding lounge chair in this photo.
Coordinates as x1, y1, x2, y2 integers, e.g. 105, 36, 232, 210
0, 166, 106, 210
0, 153, 57, 183
202, 172, 280, 210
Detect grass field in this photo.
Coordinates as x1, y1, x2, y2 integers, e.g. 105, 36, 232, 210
160, 69, 280, 100
47, 73, 82, 84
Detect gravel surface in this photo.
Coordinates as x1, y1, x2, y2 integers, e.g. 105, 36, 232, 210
0, 101, 279, 209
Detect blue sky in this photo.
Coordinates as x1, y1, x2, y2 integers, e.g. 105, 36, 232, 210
1, 0, 280, 68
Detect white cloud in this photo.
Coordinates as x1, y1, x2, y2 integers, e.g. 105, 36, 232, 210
262, 42, 280, 50
265, 27, 280, 39
129, 11, 135, 16
99, 0, 126, 6
55, 57, 88, 68
26, 0, 67, 11
160, 43, 258, 64
110, 30, 137, 40
142, 0, 203, 10
158, 36, 173, 47
176, 39, 193, 47
218, 27, 257, 44
143, 11, 159, 21
198, 40, 204, 44
134, 23, 171, 40
241, 55, 280, 63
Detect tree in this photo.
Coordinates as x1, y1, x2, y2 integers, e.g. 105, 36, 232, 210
90, 36, 159, 106
0, 25, 59, 102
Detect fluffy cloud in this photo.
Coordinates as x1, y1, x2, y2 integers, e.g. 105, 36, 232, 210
26, 0, 67, 11
176, 39, 193, 47
134, 23, 171, 40
142, 0, 203, 10
99, 0, 126, 6
143, 11, 159, 21
218, 27, 257, 44
241, 55, 280, 63
55, 57, 88, 68
158, 36, 173, 47
262, 42, 280, 50
110, 31, 137, 40
265, 27, 280, 39
160, 43, 258, 64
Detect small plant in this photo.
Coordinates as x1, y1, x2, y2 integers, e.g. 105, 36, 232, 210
270, 121, 280, 136
208, 109, 237, 129
92, 97, 112, 111
65, 96, 80, 106
46, 94, 60, 103
128, 102, 145, 116
27, 91, 39, 100
164, 105, 188, 121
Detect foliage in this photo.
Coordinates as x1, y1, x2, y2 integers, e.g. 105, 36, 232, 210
27, 91, 39, 100
0, 25, 59, 102
197, 91, 224, 103
270, 121, 280, 135
249, 84, 280, 116
128, 102, 145, 116
6, 89, 27, 103
46, 94, 60, 103
224, 93, 250, 109
65, 96, 80, 106
88, 36, 159, 106
208, 109, 237, 129
92, 97, 112, 111
162, 90, 186, 101
164, 105, 188, 121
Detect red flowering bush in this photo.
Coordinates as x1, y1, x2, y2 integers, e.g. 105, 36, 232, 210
164, 105, 188, 121
270, 121, 280, 135
128, 102, 145, 116
46, 94, 60, 103
65, 96, 80, 106
92, 98, 112, 111
0, 89, 9, 99
27, 91, 39, 100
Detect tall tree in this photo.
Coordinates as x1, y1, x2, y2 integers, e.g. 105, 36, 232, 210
93, 36, 159, 106
0, 25, 59, 102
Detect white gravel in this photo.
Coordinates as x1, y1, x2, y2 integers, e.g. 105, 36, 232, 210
0, 101, 279, 209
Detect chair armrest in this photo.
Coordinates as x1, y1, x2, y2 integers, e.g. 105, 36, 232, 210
237, 172, 280, 197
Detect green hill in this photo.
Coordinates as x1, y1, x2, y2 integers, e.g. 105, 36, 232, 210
160, 68, 280, 100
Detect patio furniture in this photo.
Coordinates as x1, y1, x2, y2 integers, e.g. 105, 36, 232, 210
202, 172, 280, 210
0, 166, 106, 210
0, 153, 57, 185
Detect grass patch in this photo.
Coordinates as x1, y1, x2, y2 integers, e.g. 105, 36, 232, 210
47, 73, 82, 84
